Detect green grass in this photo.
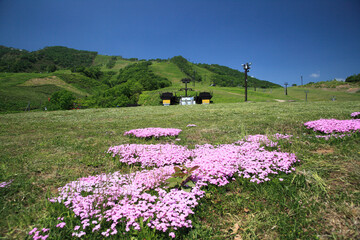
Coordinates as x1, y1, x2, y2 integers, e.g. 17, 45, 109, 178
0, 101, 359, 239
150, 61, 188, 85
139, 84, 360, 106
93, 55, 133, 72
143, 63, 360, 105
0, 72, 66, 112
0, 72, 109, 112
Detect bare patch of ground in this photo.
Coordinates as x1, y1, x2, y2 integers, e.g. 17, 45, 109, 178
311, 148, 335, 155
347, 88, 360, 93
320, 202, 360, 239
20, 76, 87, 96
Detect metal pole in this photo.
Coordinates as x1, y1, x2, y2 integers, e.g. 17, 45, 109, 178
301, 75, 303, 85
244, 69, 248, 102
305, 90, 309, 102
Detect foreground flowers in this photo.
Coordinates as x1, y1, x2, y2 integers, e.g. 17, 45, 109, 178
124, 128, 182, 138
38, 134, 298, 239
0, 179, 13, 188
351, 112, 360, 119
108, 144, 192, 168
304, 119, 360, 134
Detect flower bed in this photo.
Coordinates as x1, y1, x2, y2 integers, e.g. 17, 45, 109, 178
108, 144, 192, 168
315, 134, 352, 140
50, 166, 203, 238
351, 112, 360, 119
37, 134, 298, 239
124, 128, 182, 138
304, 119, 360, 134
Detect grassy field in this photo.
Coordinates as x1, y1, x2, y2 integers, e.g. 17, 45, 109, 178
0, 101, 359, 239
139, 83, 360, 106
145, 61, 360, 105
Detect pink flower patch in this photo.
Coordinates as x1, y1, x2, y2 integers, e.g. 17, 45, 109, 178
124, 128, 182, 138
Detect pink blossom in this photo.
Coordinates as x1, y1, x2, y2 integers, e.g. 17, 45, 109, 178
56, 222, 66, 228
315, 133, 352, 140
108, 144, 192, 168
351, 112, 360, 118
29, 228, 38, 235
304, 119, 360, 134
124, 128, 182, 138
51, 134, 298, 238
0, 179, 13, 188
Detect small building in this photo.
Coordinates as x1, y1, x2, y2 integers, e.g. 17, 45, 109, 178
160, 92, 179, 106
195, 92, 213, 104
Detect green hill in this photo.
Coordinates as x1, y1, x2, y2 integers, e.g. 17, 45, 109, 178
1, 45, 359, 113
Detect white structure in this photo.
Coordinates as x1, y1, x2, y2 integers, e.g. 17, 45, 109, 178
180, 97, 195, 105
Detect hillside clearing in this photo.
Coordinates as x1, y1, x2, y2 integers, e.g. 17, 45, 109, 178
20, 76, 88, 96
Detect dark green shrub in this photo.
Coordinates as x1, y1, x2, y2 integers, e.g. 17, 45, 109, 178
48, 90, 76, 110
345, 73, 360, 83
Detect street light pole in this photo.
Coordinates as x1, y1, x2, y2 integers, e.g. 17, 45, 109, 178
284, 82, 288, 95
242, 63, 251, 102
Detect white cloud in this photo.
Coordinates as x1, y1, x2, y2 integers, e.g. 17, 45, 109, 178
310, 72, 320, 78
335, 78, 345, 82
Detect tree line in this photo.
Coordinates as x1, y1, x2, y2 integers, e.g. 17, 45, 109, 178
171, 56, 202, 82
0, 46, 97, 73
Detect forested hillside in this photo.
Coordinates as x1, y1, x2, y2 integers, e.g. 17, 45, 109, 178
170, 56, 202, 82
0, 46, 97, 72
80, 61, 171, 108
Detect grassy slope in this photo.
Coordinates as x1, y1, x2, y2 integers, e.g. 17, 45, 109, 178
143, 61, 360, 105
0, 72, 101, 112
92, 55, 133, 71
0, 73, 75, 112
0, 101, 359, 239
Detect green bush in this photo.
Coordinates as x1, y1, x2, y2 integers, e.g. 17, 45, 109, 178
345, 73, 360, 83
47, 90, 76, 110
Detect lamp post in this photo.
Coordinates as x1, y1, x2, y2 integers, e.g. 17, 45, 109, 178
284, 82, 288, 95
180, 78, 192, 97
242, 62, 251, 102
304, 90, 309, 102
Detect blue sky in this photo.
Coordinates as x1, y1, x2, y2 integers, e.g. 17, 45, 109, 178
0, 0, 359, 85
